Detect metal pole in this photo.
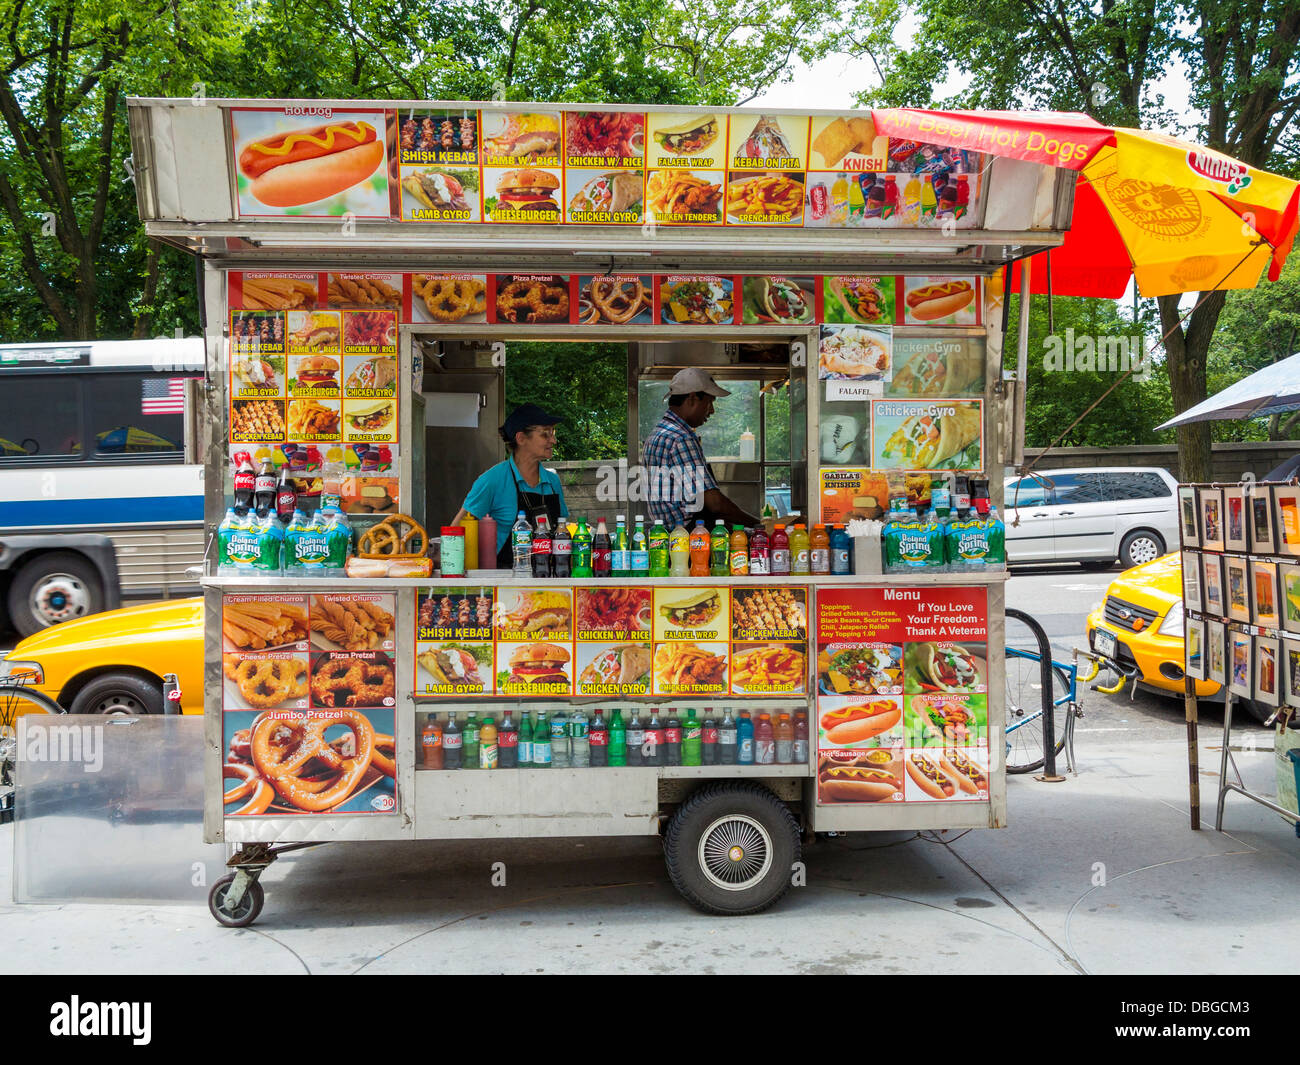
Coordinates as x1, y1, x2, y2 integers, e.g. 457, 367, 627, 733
1184, 672, 1200, 829
1014, 258, 1031, 467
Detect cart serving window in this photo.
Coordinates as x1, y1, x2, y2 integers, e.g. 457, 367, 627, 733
128, 96, 1076, 923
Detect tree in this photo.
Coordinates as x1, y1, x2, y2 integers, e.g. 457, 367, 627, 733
854, 0, 1300, 481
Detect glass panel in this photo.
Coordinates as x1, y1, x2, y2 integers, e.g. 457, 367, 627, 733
1005, 477, 1051, 507
763, 384, 791, 462
1108, 472, 1171, 499
0, 374, 82, 459
765, 466, 794, 518
637, 379, 762, 462
1047, 472, 1111, 503
88, 374, 185, 457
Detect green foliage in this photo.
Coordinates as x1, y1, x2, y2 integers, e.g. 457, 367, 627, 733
504, 342, 629, 460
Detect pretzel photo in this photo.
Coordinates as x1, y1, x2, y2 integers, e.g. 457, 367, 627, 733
357, 513, 428, 558
589, 276, 646, 324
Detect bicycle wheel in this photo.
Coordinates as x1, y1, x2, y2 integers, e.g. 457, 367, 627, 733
1004, 652, 1071, 774
0, 682, 65, 787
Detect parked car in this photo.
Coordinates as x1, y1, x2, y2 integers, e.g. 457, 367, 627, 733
1004, 467, 1179, 568
1085, 552, 1271, 723
0, 597, 203, 717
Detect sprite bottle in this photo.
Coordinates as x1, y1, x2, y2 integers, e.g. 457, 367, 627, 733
572, 518, 593, 577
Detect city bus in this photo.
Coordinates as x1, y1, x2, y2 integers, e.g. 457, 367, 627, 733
0, 338, 204, 634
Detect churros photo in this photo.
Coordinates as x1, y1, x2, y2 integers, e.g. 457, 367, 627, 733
223, 598, 309, 652
238, 275, 318, 311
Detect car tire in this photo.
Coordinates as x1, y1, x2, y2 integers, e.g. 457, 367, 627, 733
68, 673, 163, 716
1119, 529, 1165, 569
6, 552, 105, 637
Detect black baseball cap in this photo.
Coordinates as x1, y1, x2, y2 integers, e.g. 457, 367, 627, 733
502, 403, 562, 441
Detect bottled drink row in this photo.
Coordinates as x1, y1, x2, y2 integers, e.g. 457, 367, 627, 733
512, 513, 852, 579
420, 707, 811, 769
881, 477, 1005, 573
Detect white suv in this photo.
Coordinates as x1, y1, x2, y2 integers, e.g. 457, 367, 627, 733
1003, 467, 1180, 569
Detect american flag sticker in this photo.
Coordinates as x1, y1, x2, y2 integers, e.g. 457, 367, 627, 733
141, 378, 187, 415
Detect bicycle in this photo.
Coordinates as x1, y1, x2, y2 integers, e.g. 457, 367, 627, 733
0, 675, 65, 823
1004, 610, 1081, 774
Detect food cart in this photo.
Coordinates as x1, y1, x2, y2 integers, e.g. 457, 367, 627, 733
126, 97, 1073, 924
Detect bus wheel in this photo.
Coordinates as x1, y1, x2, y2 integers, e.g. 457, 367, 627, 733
7, 552, 105, 636
664, 782, 800, 916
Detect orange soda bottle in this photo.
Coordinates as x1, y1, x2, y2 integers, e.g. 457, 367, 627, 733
689, 520, 710, 576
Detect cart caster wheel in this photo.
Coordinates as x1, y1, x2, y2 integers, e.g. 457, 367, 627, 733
209, 872, 265, 927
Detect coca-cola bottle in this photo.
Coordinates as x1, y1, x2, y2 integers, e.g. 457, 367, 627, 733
253, 457, 276, 517
233, 451, 255, 514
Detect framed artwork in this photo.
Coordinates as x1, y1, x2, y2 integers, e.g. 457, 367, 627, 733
1251, 559, 1280, 629
1181, 551, 1202, 612
1280, 561, 1300, 635
1199, 488, 1225, 552
1249, 484, 1276, 555
1228, 627, 1253, 698
1283, 636, 1300, 709
1224, 554, 1252, 624
1207, 621, 1227, 687
1201, 552, 1224, 619
1178, 486, 1200, 549
1184, 617, 1206, 680
1274, 484, 1300, 557
1253, 635, 1281, 706
1223, 486, 1247, 552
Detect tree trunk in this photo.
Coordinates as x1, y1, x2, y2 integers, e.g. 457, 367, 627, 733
1160, 290, 1226, 483
132, 241, 162, 338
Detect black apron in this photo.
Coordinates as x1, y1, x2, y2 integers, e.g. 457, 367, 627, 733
495, 464, 564, 569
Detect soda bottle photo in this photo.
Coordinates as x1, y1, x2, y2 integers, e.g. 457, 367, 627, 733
748, 525, 770, 575
718, 710, 738, 764
626, 710, 645, 767
519, 711, 534, 767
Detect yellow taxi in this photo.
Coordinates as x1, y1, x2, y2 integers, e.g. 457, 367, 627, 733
1, 598, 203, 717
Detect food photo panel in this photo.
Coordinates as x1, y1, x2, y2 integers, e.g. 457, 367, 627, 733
1198, 488, 1225, 552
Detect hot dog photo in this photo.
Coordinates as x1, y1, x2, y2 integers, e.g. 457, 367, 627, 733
903, 749, 988, 801
901, 276, 979, 325
818, 696, 904, 748
817, 749, 904, 803
233, 108, 391, 218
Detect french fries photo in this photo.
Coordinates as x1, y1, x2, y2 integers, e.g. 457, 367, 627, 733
731, 644, 806, 693
726, 173, 804, 222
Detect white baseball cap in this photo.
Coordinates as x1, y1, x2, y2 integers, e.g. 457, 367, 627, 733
666, 367, 731, 398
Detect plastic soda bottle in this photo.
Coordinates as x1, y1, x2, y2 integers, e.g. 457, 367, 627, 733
531, 515, 553, 578
550, 708, 570, 768
645, 710, 664, 766
498, 712, 518, 768
631, 516, 650, 576
511, 511, 532, 577
709, 519, 730, 577
793, 712, 809, 765
571, 519, 593, 578
589, 710, 608, 767
748, 526, 770, 575
426, 717, 446, 767
755, 713, 776, 764
810, 523, 831, 575
737, 711, 755, 765
719, 710, 738, 764
669, 523, 690, 577
608, 709, 627, 766
702, 710, 719, 765
689, 520, 711, 576
682, 709, 702, 766
790, 523, 811, 575
648, 520, 670, 577
479, 716, 498, 769
518, 711, 533, 766
664, 713, 681, 766
729, 525, 750, 575
612, 515, 630, 577
463, 711, 480, 770
592, 517, 613, 578
770, 524, 791, 576
570, 710, 590, 768
443, 711, 463, 769
551, 522, 572, 578
774, 712, 793, 764
626, 711, 645, 767
533, 712, 552, 767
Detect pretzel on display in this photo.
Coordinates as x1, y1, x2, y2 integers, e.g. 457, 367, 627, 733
357, 513, 428, 558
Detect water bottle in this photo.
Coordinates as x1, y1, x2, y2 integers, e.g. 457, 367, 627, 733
550, 708, 570, 768
511, 511, 532, 577
532, 712, 552, 767
570, 710, 590, 768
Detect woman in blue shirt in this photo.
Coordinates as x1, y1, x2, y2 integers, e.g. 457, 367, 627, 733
452, 403, 568, 567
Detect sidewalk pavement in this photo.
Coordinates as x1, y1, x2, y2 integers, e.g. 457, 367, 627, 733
4, 733, 1296, 975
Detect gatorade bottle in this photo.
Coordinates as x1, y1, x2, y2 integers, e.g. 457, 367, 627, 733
830, 523, 852, 575
689, 521, 711, 576
571, 518, 593, 578
498, 711, 518, 768
737, 711, 755, 765
443, 711, 463, 769
790, 523, 811, 575
422, 714, 443, 769
774, 712, 793, 764
682, 709, 702, 766
479, 716, 498, 769
709, 519, 730, 577
589, 710, 609, 767
648, 520, 670, 577
793, 712, 810, 765
669, 523, 690, 577
730, 525, 750, 576
612, 515, 630, 577
770, 524, 791, 576
592, 517, 613, 578
755, 713, 775, 764
608, 709, 627, 766
810, 523, 831, 575
719, 710, 738, 764
748, 526, 770, 575
463, 711, 480, 769
631, 516, 650, 577
533, 712, 552, 767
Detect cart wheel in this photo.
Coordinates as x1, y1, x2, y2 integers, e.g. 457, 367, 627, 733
208, 871, 265, 928
664, 782, 800, 916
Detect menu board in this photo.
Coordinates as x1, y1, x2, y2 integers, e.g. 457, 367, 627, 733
412, 584, 809, 698
221, 593, 398, 817
228, 105, 983, 230
815, 586, 989, 806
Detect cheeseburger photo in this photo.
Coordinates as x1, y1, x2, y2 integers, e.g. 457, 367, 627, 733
505, 643, 570, 687
492, 169, 561, 219
237, 117, 386, 210
294, 355, 340, 389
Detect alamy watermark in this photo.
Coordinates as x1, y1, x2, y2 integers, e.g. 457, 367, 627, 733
1042, 327, 1151, 382
17, 719, 104, 772
596, 460, 708, 510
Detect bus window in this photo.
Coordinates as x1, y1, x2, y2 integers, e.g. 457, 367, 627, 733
0, 375, 82, 458
90, 375, 185, 456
